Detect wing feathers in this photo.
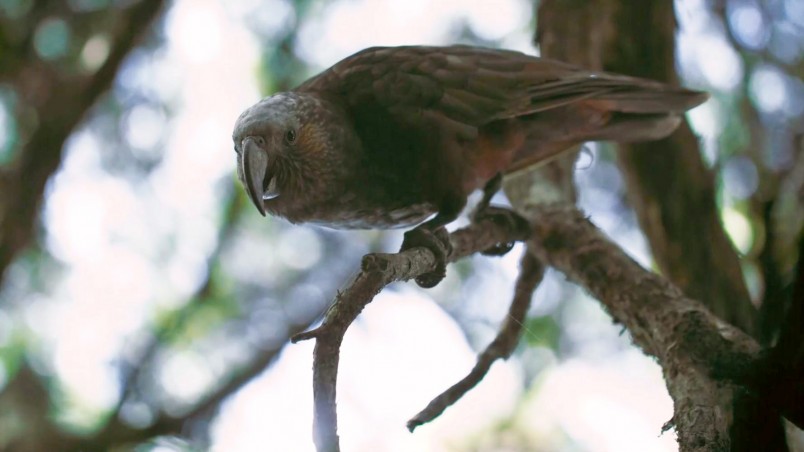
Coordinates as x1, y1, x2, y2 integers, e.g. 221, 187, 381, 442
299, 45, 706, 133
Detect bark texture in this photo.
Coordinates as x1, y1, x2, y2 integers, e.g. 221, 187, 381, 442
602, 1, 757, 337
507, 1, 773, 450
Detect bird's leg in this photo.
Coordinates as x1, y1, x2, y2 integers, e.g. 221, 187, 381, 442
475, 173, 504, 217
472, 173, 530, 256
400, 202, 461, 289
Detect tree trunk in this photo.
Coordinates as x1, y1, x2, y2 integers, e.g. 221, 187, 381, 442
519, 0, 782, 450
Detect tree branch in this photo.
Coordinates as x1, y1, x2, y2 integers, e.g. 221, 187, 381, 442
406, 249, 544, 431
291, 216, 532, 452
294, 195, 768, 452
269, 2, 791, 450
29, 317, 318, 452
0, 0, 167, 287
521, 203, 761, 452
81, 326, 304, 450
601, 0, 757, 337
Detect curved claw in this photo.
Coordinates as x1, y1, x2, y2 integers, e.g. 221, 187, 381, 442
401, 227, 452, 288
474, 205, 529, 256
242, 137, 269, 216
481, 241, 515, 256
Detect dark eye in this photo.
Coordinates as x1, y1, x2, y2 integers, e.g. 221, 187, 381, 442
285, 129, 297, 144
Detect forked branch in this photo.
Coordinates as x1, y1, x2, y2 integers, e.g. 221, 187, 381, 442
295, 202, 779, 452
407, 249, 544, 431
291, 215, 532, 452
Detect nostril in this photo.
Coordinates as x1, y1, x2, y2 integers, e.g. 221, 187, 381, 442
243, 136, 266, 147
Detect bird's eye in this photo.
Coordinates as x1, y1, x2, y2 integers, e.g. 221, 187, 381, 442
285, 129, 297, 144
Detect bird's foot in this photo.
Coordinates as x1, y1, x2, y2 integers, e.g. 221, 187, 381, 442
473, 205, 529, 256
401, 226, 452, 288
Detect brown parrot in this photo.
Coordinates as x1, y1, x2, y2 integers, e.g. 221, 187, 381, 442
233, 45, 707, 286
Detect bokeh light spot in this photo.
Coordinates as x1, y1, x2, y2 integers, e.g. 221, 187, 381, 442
80, 34, 110, 71
722, 207, 754, 255
0, 0, 33, 19
166, 3, 222, 63
722, 156, 759, 200
0, 92, 16, 164
784, 0, 804, 28
123, 103, 167, 154
231, 0, 295, 40
696, 35, 743, 91
687, 100, 722, 139
44, 178, 106, 262
749, 65, 788, 114
119, 400, 156, 429
728, 3, 769, 50
160, 351, 215, 408
465, 0, 530, 41
277, 227, 322, 270
34, 17, 71, 61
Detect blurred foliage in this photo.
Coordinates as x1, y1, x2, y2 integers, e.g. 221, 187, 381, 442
710, 0, 804, 345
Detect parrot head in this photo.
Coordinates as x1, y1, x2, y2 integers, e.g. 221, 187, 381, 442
232, 92, 356, 218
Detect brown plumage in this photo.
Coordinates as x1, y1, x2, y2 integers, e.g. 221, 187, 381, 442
233, 45, 707, 285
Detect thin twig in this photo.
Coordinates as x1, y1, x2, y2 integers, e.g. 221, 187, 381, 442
407, 249, 544, 431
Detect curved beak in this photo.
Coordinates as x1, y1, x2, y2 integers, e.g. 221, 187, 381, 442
241, 137, 270, 216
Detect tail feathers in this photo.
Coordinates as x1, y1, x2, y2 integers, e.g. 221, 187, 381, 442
582, 112, 683, 142
506, 112, 686, 173
521, 73, 709, 116
585, 89, 708, 114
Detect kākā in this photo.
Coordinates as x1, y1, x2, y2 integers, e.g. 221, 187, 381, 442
233, 45, 707, 287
